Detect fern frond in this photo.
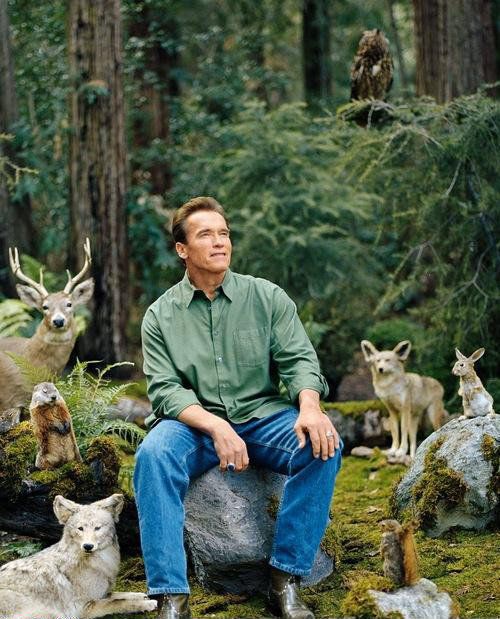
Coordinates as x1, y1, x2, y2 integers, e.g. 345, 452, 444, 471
6, 352, 55, 385
0, 300, 34, 337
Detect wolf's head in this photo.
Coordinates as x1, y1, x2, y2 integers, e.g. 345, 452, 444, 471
53, 494, 124, 554
361, 340, 411, 376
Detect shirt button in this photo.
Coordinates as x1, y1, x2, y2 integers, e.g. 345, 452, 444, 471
217, 356, 223, 362
214, 330, 219, 336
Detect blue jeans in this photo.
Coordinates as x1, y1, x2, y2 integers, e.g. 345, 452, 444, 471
133, 407, 342, 595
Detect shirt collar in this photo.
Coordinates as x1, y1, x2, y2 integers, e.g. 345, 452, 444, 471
181, 269, 234, 308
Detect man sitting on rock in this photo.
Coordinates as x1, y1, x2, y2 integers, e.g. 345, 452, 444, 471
135, 196, 343, 619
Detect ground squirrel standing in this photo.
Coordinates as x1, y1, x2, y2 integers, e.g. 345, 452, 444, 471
379, 519, 420, 587
29, 382, 82, 469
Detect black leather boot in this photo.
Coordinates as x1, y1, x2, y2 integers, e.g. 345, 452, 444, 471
268, 567, 315, 619
151, 594, 192, 619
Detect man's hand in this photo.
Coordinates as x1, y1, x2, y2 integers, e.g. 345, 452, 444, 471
209, 418, 250, 473
295, 389, 340, 460
178, 405, 249, 472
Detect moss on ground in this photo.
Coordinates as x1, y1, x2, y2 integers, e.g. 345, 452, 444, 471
1, 444, 499, 618
409, 437, 468, 531
323, 399, 387, 420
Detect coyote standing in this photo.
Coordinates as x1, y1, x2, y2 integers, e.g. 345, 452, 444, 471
361, 340, 446, 459
0, 494, 156, 619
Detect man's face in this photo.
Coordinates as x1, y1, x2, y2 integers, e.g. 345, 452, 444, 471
176, 210, 232, 276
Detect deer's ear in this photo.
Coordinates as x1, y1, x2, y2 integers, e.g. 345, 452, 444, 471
393, 340, 412, 361
16, 285, 44, 310
71, 278, 94, 307
361, 340, 378, 361
53, 495, 80, 524
469, 348, 485, 363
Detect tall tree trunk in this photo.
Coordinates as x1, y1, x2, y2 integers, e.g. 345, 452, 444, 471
68, 0, 129, 367
387, 0, 408, 89
302, 0, 332, 105
128, 3, 180, 195
0, 0, 35, 296
413, 0, 497, 102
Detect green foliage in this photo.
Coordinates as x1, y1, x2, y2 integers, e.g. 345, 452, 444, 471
126, 189, 179, 304
7, 356, 146, 453
54, 361, 146, 452
0, 540, 43, 563
0, 300, 33, 337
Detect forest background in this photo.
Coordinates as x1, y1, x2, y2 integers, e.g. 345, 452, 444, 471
0, 0, 499, 407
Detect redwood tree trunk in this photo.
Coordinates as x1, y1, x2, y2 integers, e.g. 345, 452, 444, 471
68, 0, 129, 366
0, 0, 35, 296
302, 0, 332, 105
413, 0, 497, 102
128, 3, 180, 195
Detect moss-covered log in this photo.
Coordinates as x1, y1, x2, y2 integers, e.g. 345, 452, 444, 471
0, 423, 141, 553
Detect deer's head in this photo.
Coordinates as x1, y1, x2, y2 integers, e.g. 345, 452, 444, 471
9, 239, 94, 333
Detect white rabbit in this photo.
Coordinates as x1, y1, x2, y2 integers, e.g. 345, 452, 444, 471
452, 348, 495, 419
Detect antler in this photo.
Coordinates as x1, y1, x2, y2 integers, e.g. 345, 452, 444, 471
9, 247, 49, 297
64, 237, 92, 294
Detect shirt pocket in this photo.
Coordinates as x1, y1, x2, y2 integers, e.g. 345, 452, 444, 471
233, 327, 269, 367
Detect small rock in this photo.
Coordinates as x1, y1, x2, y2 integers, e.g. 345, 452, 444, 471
107, 397, 151, 426
351, 446, 375, 458
386, 452, 411, 466
0, 409, 21, 433
369, 578, 456, 619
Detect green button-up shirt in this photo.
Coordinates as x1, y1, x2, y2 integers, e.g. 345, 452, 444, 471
141, 269, 328, 427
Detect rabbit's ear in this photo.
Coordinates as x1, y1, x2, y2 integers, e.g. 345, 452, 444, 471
469, 348, 485, 363
361, 340, 378, 361
393, 340, 411, 361
455, 348, 467, 361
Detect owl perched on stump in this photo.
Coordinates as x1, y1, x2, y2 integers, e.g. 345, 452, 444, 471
350, 29, 394, 101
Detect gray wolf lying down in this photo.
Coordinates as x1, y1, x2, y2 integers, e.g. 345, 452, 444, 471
0, 493, 156, 619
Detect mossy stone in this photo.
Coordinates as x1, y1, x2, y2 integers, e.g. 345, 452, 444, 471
323, 399, 387, 420
409, 437, 468, 531
0, 421, 37, 501
340, 570, 400, 619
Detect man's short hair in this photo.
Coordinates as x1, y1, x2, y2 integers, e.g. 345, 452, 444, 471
172, 196, 228, 244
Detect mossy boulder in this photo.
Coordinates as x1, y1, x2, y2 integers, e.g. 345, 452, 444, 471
323, 400, 389, 452
0, 422, 38, 501
392, 416, 500, 536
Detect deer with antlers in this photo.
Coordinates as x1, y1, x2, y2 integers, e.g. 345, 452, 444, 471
0, 240, 94, 414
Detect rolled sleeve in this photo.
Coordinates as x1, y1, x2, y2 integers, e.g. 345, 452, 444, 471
270, 288, 329, 403
141, 309, 201, 422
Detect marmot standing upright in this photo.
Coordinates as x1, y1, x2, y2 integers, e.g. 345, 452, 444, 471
379, 519, 420, 587
29, 382, 82, 469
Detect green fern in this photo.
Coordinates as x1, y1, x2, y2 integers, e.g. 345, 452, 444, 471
5, 351, 55, 385
54, 360, 143, 451
7, 355, 145, 453
0, 300, 35, 337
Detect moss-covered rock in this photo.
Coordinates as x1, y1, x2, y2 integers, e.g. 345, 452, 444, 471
323, 399, 387, 420
340, 570, 399, 619
393, 417, 500, 536
481, 433, 500, 504
0, 421, 37, 501
410, 438, 467, 531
